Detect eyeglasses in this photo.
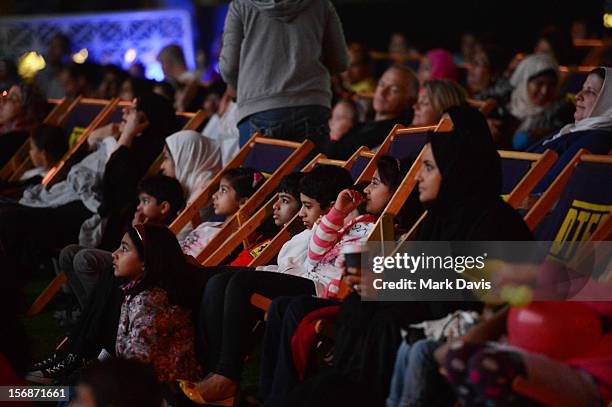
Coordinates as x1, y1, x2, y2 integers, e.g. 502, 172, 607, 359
0, 90, 21, 104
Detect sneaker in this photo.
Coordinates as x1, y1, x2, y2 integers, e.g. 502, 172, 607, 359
30, 352, 63, 371
26, 353, 84, 384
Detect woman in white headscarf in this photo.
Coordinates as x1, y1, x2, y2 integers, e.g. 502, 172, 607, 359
507, 53, 574, 150
529, 66, 612, 193
161, 130, 222, 240
161, 130, 222, 203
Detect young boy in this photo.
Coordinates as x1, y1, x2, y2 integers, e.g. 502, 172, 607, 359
229, 172, 305, 266
0, 124, 68, 198
131, 174, 187, 226
257, 165, 354, 275
60, 174, 186, 309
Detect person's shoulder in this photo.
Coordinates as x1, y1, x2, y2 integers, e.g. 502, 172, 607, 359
133, 287, 170, 309
486, 199, 533, 241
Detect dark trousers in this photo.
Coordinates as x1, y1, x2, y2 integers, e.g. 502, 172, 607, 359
0, 201, 93, 276
199, 270, 316, 381
260, 295, 336, 407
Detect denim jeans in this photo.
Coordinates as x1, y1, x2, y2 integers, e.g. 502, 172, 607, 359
387, 339, 453, 407
237, 105, 330, 150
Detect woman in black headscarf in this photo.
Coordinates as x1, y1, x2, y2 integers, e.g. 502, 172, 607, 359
414, 105, 532, 241
282, 106, 532, 407
0, 92, 176, 277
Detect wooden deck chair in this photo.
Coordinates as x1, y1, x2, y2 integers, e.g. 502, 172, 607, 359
524, 149, 612, 248
366, 118, 456, 251
169, 133, 309, 234
0, 98, 73, 181
204, 148, 373, 267
347, 146, 375, 181
26, 108, 210, 317
7, 96, 104, 183
177, 109, 209, 131
248, 150, 375, 311
42, 98, 121, 186
499, 150, 558, 209
466, 98, 497, 117
356, 119, 452, 184
174, 135, 314, 264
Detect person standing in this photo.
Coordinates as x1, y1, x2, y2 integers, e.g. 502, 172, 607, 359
219, 0, 349, 149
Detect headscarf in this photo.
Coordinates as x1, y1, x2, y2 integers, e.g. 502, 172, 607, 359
509, 53, 559, 121
425, 49, 459, 82
165, 130, 222, 202
548, 67, 612, 140
416, 105, 504, 240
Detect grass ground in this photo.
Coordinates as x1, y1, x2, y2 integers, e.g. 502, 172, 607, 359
20, 270, 69, 407
20, 269, 263, 406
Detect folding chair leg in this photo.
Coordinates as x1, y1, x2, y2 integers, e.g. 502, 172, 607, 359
250, 293, 272, 312
26, 271, 67, 316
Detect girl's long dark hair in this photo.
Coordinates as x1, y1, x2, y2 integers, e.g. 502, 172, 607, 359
126, 223, 194, 309
376, 154, 424, 232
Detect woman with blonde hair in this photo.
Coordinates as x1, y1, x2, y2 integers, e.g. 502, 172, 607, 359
412, 79, 468, 126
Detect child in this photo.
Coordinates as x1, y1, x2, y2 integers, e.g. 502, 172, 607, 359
23, 124, 69, 181
168, 165, 354, 405
179, 167, 266, 258
113, 223, 202, 382
229, 172, 304, 267
60, 175, 186, 309
258, 156, 408, 406
180, 159, 406, 405
73, 358, 162, 407
0, 124, 68, 198
329, 99, 359, 142
305, 155, 403, 296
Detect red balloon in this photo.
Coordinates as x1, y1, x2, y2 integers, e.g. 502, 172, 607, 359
507, 301, 603, 361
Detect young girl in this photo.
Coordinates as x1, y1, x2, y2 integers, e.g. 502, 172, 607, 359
179, 167, 266, 258
329, 99, 359, 142
113, 223, 201, 383
180, 158, 406, 405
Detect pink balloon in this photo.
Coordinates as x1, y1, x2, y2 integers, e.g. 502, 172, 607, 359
507, 302, 603, 361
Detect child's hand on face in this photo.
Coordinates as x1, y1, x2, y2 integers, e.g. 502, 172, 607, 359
334, 189, 364, 215
132, 210, 147, 226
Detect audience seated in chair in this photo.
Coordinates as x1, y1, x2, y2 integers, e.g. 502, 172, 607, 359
0, 82, 49, 169
279, 106, 532, 407
506, 54, 574, 150
528, 66, 612, 194
326, 65, 419, 159
0, 93, 175, 277
0, 124, 68, 199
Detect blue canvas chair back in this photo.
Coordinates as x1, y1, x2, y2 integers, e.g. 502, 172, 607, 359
351, 154, 370, 181
387, 132, 428, 162
536, 160, 612, 259
243, 141, 297, 174
64, 103, 105, 134
109, 105, 124, 123
501, 157, 533, 195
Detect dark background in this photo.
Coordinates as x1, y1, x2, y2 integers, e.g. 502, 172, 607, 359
1, 0, 609, 55
333, 0, 606, 53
